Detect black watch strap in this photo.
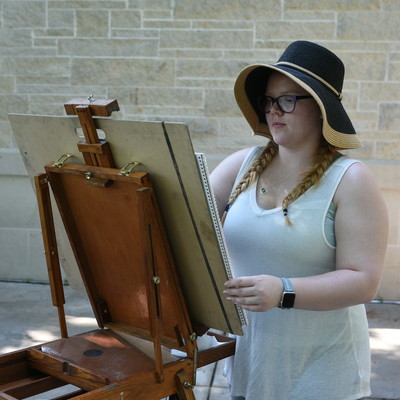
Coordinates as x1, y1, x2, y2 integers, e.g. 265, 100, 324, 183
280, 277, 296, 309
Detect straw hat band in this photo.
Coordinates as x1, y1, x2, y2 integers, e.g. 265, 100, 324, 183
276, 61, 343, 100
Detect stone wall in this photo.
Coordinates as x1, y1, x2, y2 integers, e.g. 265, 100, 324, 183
0, 0, 399, 299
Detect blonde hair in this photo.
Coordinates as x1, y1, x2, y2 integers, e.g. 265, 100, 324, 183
223, 139, 337, 225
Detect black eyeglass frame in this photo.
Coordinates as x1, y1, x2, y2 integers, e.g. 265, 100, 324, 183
257, 94, 313, 114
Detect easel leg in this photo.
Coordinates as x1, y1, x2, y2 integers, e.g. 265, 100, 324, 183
174, 369, 195, 400
34, 174, 68, 338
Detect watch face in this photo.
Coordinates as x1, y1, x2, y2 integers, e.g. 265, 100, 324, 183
281, 292, 296, 308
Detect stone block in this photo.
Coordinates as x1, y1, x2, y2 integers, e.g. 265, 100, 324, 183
378, 103, 400, 131
174, 0, 280, 20
143, 9, 173, 19
204, 89, 239, 117
284, 10, 336, 21
389, 61, 400, 81
285, 0, 380, 10
0, 95, 29, 120
0, 76, 15, 93
193, 20, 253, 30
341, 90, 358, 111
3, 1, 46, 29
361, 82, 400, 103
111, 10, 141, 29
382, 0, 400, 11
185, 117, 219, 140
49, 1, 126, 9
340, 52, 387, 81
343, 140, 375, 159
71, 58, 175, 87
0, 149, 27, 176
29, 102, 68, 117
48, 9, 75, 28
0, 29, 32, 48
0, 122, 13, 148
107, 86, 137, 104
350, 111, 378, 132
257, 21, 335, 41
33, 28, 75, 37
34, 38, 58, 48
376, 141, 400, 160
338, 11, 400, 41
390, 53, 400, 62
129, 0, 172, 9
367, 162, 400, 190
76, 9, 109, 37
177, 59, 245, 80
135, 87, 203, 107
144, 20, 191, 29
160, 29, 253, 50
3, 56, 70, 77
59, 38, 158, 57
111, 28, 159, 38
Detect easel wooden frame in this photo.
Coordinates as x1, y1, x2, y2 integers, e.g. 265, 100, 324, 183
0, 99, 236, 400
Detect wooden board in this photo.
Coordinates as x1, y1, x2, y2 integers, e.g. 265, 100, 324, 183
43, 163, 190, 348
9, 114, 243, 335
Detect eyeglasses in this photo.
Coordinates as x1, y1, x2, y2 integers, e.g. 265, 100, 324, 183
257, 94, 313, 113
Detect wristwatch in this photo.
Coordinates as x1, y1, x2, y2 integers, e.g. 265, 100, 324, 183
280, 278, 296, 309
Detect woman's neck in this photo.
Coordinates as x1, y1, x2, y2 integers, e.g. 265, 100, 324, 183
273, 145, 317, 173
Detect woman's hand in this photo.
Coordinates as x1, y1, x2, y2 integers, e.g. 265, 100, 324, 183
224, 275, 283, 312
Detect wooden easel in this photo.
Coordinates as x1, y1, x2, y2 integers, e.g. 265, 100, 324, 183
0, 98, 235, 399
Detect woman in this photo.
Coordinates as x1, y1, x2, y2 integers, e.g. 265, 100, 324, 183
210, 41, 388, 400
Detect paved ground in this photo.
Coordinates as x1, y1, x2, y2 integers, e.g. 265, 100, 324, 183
0, 282, 399, 399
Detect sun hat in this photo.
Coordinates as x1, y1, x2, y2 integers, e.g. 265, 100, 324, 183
234, 40, 361, 149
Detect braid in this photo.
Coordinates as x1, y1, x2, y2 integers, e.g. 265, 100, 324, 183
224, 140, 277, 210
282, 141, 338, 225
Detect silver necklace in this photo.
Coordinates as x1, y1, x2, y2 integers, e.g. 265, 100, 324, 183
259, 171, 304, 195
259, 159, 313, 196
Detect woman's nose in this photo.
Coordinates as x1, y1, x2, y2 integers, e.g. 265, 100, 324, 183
270, 101, 283, 114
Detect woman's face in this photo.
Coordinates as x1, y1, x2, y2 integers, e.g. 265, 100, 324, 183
264, 71, 323, 151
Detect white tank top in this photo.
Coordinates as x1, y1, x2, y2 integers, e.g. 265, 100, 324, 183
224, 146, 371, 400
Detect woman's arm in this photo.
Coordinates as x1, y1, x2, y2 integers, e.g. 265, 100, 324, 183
224, 162, 389, 312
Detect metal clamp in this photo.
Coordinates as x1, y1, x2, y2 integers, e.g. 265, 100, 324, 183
53, 154, 72, 168
119, 161, 141, 176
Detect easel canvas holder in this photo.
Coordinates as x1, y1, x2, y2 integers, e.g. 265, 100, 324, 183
0, 99, 239, 399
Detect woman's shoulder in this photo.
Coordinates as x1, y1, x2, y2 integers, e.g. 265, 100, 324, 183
334, 157, 384, 208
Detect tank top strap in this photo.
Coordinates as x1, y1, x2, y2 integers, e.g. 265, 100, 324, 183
318, 156, 361, 202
